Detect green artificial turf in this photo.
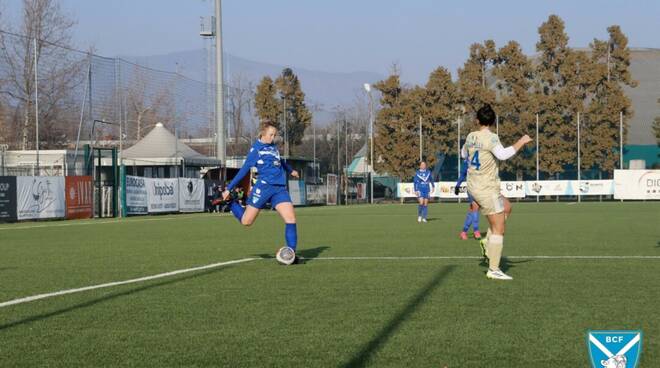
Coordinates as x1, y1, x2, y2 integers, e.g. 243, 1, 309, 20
0, 202, 658, 367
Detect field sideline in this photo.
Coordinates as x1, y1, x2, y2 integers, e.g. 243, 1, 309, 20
0, 202, 658, 367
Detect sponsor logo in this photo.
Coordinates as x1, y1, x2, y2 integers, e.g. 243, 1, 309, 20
24, 178, 56, 214
126, 176, 146, 187
153, 183, 175, 199
504, 182, 523, 192
638, 171, 660, 194
0, 182, 10, 191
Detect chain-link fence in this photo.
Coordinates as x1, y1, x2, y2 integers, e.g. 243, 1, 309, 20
0, 30, 235, 173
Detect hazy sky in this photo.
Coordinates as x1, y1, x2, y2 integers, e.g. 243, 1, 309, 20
4, 0, 660, 83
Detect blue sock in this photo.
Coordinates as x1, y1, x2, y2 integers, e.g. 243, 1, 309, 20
462, 212, 472, 232
417, 205, 422, 216
285, 223, 297, 251
472, 211, 480, 231
423, 205, 428, 219
230, 201, 245, 222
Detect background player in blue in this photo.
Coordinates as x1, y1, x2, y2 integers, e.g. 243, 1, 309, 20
222, 120, 301, 263
455, 159, 482, 240
413, 161, 434, 223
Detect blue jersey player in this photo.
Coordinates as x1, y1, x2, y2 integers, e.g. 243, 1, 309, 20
455, 158, 482, 240
413, 161, 434, 223
222, 121, 301, 263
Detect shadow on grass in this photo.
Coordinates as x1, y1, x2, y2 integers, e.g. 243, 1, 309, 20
341, 265, 455, 368
253, 246, 331, 264
0, 265, 237, 332
479, 257, 533, 273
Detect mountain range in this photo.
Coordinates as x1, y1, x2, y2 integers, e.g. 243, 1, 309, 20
124, 48, 659, 145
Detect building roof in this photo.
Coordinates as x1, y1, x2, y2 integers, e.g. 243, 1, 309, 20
122, 123, 221, 166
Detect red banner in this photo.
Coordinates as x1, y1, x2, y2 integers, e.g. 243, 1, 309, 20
65, 176, 93, 219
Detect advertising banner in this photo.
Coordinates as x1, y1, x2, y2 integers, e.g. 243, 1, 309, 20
398, 181, 525, 199
147, 178, 179, 213
524, 180, 572, 196
570, 180, 614, 196
500, 181, 526, 198
16, 176, 65, 220
65, 176, 93, 219
0, 176, 17, 222
288, 180, 306, 206
125, 175, 148, 215
179, 178, 205, 212
614, 170, 660, 200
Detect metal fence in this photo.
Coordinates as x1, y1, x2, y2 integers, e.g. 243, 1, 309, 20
0, 30, 228, 165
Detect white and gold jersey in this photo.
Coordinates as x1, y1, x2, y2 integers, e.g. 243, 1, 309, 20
464, 129, 501, 194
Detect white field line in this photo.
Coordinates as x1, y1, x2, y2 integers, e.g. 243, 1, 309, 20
0, 258, 256, 309
301, 255, 660, 260
0, 213, 223, 231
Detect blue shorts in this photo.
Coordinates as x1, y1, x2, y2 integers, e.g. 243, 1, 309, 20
247, 182, 292, 209
418, 188, 431, 199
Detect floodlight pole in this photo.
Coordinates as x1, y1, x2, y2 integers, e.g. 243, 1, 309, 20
577, 112, 581, 203
536, 113, 540, 203
214, 0, 225, 166
619, 111, 623, 170
364, 84, 374, 204
34, 38, 40, 176
419, 115, 423, 162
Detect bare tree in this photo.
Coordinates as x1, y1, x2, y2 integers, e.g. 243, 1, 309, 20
124, 64, 176, 140
0, 0, 84, 149
227, 73, 255, 156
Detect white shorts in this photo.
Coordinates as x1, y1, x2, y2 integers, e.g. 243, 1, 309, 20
470, 191, 505, 216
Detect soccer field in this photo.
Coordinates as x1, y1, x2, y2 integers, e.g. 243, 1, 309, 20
0, 202, 658, 367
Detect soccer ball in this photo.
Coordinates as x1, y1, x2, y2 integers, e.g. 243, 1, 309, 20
275, 246, 296, 265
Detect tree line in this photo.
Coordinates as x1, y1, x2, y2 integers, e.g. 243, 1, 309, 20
373, 15, 638, 179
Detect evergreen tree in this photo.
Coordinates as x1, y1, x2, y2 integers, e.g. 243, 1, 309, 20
372, 74, 419, 179
254, 76, 280, 127
275, 68, 312, 154
584, 25, 637, 173
534, 15, 579, 176
492, 41, 537, 178
421, 67, 461, 169
457, 40, 498, 132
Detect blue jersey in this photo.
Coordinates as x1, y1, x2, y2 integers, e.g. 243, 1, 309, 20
413, 169, 434, 192
456, 159, 469, 187
227, 140, 292, 190
456, 159, 474, 202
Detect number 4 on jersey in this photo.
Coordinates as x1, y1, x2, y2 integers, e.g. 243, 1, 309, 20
470, 151, 481, 170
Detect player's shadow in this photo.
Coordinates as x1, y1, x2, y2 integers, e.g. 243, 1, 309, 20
253, 246, 331, 264
0, 264, 238, 332
341, 265, 455, 368
479, 257, 533, 273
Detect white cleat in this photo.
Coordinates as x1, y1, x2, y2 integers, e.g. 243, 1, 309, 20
422, 218, 427, 223
486, 269, 513, 281
417, 216, 422, 223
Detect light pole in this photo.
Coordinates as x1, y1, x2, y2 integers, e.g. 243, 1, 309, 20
214, 0, 225, 166
364, 83, 374, 204
577, 112, 581, 203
